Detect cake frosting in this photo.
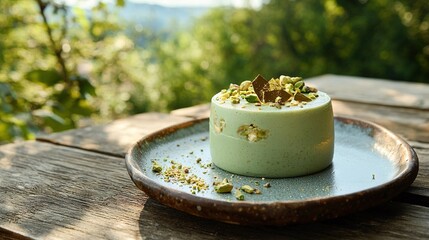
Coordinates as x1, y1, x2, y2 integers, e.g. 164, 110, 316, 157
209, 74, 334, 178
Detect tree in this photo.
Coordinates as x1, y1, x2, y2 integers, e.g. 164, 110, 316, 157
0, 0, 152, 143
153, 0, 429, 112
1, 0, 428, 143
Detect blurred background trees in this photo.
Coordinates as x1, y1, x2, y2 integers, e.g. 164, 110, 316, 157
0, 0, 428, 143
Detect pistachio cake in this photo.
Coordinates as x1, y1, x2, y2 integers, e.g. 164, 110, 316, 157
209, 74, 334, 177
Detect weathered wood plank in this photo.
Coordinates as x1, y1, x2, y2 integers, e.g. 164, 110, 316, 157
170, 103, 210, 119
0, 141, 147, 240
139, 199, 429, 239
36, 112, 191, 157
307, 74, 429, 109
0, 141, 428, 239
331, 101, 429, 143
411, 145, 429, 192
396, 143, 429, 205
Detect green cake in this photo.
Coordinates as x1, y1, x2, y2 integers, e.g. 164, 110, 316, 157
209, 74, 334, 178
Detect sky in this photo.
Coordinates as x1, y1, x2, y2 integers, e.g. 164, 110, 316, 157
62, 0, 264, 8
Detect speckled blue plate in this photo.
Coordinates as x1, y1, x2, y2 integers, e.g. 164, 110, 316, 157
126, 117, 418, 225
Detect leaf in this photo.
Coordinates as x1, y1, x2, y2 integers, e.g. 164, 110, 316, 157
72, 8, 90, 31
94, 2, 107, 10
32, 108, 74, 132
1, 102, 13, 113
0, 82, 16, 99
76, 76, 96, 98
25, 69, 61, 86
70, 99, 93, 116
18, 125, 35, 140
32, 109, 66, 125
0, 122, 13, 143
116, 0, 125, 7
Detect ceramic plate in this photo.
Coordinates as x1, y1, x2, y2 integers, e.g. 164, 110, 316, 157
126, 117, 418, 225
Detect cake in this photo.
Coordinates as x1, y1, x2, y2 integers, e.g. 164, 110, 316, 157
209, 74, 334, 178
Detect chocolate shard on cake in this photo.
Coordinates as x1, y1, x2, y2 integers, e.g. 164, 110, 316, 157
252, 74, 291, 103
264, 90, 291, 103
294, 92, 311, 102
252, 74, 267, 103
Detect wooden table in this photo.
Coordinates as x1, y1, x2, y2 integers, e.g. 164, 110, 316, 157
1, 75, 428, 239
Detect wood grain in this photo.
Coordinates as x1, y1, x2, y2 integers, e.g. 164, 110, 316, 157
36, 112, 191, 157
307, 74, 429, 109
0, 141, 147, 239
0, 142, 429, 239
331, 101, 429, 143
139, 199, 429, 239
170, 103, 210, 119
411, 145, 429, 192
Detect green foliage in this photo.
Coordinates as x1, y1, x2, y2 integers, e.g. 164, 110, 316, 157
153, 0, 428, 111
0, 0, 428, 143
167, 0, 429, 81
0, 0, 152, 143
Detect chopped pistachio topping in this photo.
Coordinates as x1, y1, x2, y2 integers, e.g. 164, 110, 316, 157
162, 161, 208, 192
240, 185, 255, 194
245, 94, 259, 103
239, 80, 252, 91
214, 178, 233, 193
151, 161, 162, 173
237, 124, 268, 142
216, 74, 318, 108
235, 189, 245, 201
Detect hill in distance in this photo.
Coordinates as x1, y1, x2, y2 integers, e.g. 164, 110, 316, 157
119, 2, 210, 31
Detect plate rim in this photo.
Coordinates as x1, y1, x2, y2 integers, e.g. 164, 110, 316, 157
125, 116, 419, 225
